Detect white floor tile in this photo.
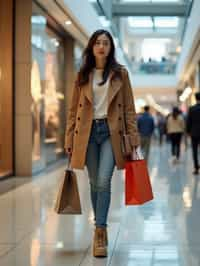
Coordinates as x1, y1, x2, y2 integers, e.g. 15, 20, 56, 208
0, 245, 14, 257
0, 144, 200, 265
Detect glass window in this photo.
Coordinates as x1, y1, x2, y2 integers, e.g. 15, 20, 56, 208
128, 16, 179, 29
128, 17, 153, 28
141, 38, 170, 61
74, 42, 84, 72
31, 5, 66, 172
154, 17, 179, 28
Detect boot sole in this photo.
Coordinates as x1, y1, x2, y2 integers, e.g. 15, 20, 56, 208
93, 247, 107, 257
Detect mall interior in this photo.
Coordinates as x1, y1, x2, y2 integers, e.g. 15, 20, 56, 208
0, 0, 200, 265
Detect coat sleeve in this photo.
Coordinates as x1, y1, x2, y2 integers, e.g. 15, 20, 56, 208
64, 83, 80, 152
123, 69, 140, 146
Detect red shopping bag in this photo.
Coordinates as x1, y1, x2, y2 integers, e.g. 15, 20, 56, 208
125, 159, 153, 205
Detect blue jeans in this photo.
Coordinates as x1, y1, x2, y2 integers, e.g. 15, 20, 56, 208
86, 119, 115, 228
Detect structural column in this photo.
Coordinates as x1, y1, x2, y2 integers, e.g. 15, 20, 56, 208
15, 0, 32, 176
65, 37, 76, 102
0, 0, 13, 177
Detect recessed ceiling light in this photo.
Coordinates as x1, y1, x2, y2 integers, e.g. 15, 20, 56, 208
176, 45, 182, 53
65, 20, 72, 25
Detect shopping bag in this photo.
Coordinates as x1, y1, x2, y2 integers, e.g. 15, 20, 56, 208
54, 169, 82, 214
125, 159, 153, 205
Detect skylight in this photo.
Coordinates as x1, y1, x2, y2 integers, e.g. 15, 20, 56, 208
152, 0, 181, 2
154, 17, 179, 28
128, 17, 153, 28
128, 16, 179, 29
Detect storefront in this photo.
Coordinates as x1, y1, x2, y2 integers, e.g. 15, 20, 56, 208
0, 0, 83, 177
0, 0, 13, 178
31, 2, 70, 173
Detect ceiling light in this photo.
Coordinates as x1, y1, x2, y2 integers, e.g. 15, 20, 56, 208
176, 45, 182, 53
65, 20, 72, 25
55, 41, 60, 47
56, 242, 64, 249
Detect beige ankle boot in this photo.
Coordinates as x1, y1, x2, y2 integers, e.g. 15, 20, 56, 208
93, 227, 107, 257
103, 227, 108, 246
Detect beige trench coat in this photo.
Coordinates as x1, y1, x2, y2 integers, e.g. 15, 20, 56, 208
64, 68, 140, 169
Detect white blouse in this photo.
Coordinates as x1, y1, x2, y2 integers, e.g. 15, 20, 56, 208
92, 68, 110, 119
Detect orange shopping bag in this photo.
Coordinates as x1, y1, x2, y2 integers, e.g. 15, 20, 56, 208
125, 159, 153, 205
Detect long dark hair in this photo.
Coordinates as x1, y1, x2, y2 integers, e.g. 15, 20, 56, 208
172, 107, 180, 119
76, 29, 122, 87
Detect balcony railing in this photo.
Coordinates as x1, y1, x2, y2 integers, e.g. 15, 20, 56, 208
132, 60, 176, 75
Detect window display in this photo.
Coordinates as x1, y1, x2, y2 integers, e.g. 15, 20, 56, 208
31, 6, 66, 171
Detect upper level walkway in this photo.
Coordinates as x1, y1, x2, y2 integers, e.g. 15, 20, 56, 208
0, 142, 199, 265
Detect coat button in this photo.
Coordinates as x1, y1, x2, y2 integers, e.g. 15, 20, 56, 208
79, 103, 82, 107
118, 103, 121, 107
77, 117, 80, 121
75, 130, 78, 134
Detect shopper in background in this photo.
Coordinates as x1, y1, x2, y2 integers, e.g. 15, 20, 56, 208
64, 29, 140, 257
137, 105, 155, 161
157, 112, 166, 145
166, 107, 185, 163
186, 92, 200, 175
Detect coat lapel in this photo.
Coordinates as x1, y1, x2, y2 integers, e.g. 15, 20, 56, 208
108, 74, 122, 108
82, 73, 93, 103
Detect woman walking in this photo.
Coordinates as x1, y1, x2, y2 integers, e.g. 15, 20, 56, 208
166, 107, 185, 163
64, 29, 140, 257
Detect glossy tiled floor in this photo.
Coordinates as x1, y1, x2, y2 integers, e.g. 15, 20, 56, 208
0, 143, 200, 266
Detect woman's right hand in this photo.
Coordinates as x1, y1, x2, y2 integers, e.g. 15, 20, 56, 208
65, 148, 72, 157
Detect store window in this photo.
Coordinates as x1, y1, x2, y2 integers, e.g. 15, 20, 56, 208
74, 42, 84, 72
31, 4, 66, 172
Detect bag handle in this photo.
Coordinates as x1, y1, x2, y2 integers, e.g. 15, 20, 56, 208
132, 147, 144, 160
67, 155, 72, 170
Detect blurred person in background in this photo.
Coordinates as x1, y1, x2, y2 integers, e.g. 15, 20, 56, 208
157, 112, 166, 146
137, 105, 155, 161
166, 107, 185, 163
186, 92, 200, 175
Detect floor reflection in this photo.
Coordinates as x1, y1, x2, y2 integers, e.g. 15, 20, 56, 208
0, 144, 200, 265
